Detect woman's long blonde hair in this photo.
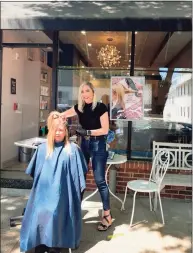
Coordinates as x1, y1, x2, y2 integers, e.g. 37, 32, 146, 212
46, 111, 69, 158
112, 84, 125, 105
78, 81, 97, 112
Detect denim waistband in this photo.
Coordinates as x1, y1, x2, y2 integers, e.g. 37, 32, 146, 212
83, 135, 106, 141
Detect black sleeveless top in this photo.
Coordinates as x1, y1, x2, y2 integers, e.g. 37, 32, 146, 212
74, 102, 108, 130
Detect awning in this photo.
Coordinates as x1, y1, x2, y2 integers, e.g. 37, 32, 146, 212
1, 1, 192, 31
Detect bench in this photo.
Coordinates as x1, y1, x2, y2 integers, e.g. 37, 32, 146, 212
153, 141, 192, 187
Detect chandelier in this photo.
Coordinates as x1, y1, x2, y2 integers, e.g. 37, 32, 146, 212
97, 44, 121, 69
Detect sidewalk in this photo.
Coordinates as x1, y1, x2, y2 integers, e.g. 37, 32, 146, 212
1, 189, 192, 253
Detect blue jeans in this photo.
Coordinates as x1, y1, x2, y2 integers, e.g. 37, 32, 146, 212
81, 136, 110, 211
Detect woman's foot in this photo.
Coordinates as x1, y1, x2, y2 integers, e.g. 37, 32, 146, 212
97, 211, 112, 231
48, 247, 61, 253
35, 244, 49, 253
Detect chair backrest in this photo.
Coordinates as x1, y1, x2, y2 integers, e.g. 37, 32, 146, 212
149, 149, 170, 189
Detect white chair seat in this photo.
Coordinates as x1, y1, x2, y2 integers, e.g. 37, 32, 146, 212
121, 149, 170, 227
127, 180, 158, 193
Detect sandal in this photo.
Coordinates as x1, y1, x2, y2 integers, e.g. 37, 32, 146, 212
48, 248, 61, 253
97, 213, 112, 231
35, 244, 49, 253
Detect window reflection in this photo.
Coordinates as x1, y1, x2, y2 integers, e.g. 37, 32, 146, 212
132, 68, 192, 159
57, 68, 192, 159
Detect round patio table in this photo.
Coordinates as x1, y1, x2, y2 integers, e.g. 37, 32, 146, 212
82, 154, 127, 210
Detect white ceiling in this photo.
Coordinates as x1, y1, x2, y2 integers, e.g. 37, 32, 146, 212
3, 30, 52, 44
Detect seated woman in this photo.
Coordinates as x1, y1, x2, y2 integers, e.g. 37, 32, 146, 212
20, 111, 88, 253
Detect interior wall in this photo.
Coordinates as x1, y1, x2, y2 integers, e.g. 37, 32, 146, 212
1, 31, 41, 166
92, 79, 110, 101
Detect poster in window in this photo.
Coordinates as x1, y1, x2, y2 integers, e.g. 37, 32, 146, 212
10, 78, 16, 94
110, 76, 145, 121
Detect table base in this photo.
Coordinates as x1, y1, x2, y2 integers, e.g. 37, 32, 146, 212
82, 164, 125, 210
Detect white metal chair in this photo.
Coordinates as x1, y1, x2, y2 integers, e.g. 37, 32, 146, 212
121, 149, 170, 227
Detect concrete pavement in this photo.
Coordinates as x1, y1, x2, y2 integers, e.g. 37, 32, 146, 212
1, 189, 192, 253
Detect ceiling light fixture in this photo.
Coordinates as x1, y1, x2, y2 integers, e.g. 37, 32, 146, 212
81, 31, 86, 35
88, 43, 92, 47
97, 38, 121, 69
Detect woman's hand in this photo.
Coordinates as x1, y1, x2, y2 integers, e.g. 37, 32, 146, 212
61, 107, 77, 119
61, 113, 67, 122
76, 127, 87, 136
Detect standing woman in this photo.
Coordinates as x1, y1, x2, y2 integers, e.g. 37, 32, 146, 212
61, 81, 112, 231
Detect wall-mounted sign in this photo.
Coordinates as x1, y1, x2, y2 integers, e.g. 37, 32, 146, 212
40, 71, 48, 83
10, 78, 16, 94
110, 76, 145, 121
40, 49, 46, 63
27, 40, 34, 61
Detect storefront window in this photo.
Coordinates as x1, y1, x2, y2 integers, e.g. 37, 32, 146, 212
57, 67, 192, 159
131, 69, 192, 159
56, 30, 192, 160
57, 68, 131, 154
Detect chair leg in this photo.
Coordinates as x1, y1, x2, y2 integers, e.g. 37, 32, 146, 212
149, 192, 152, 211
121, 186, 128, 211
130, 191, 137, 227
158, 192, 165, 224
154, 192, 158, 211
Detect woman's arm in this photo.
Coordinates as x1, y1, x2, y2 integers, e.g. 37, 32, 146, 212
90, 112, 109, 136
61, 106, 77, 119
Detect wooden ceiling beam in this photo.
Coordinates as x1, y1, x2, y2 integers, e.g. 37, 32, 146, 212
165, 40, 192, 68
149, 32, 174, 67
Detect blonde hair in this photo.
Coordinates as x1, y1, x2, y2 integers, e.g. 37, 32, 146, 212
78, 81, 97, 112
46, 111, 69, 158
112, 84, 125, 105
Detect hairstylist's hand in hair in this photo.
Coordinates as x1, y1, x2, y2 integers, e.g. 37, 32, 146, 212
61, 113, 66, 121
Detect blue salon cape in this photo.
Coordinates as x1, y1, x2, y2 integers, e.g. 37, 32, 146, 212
20, 141, 87, 251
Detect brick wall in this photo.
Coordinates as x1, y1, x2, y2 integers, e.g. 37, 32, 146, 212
86, 161, 192, 200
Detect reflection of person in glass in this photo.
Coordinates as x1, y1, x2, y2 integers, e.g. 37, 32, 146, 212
61, 82, 112, 231
20, 112, 87, 253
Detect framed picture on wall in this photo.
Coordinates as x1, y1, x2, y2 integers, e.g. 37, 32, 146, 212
40, 70, 48, 83
10, 78, 16, 94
